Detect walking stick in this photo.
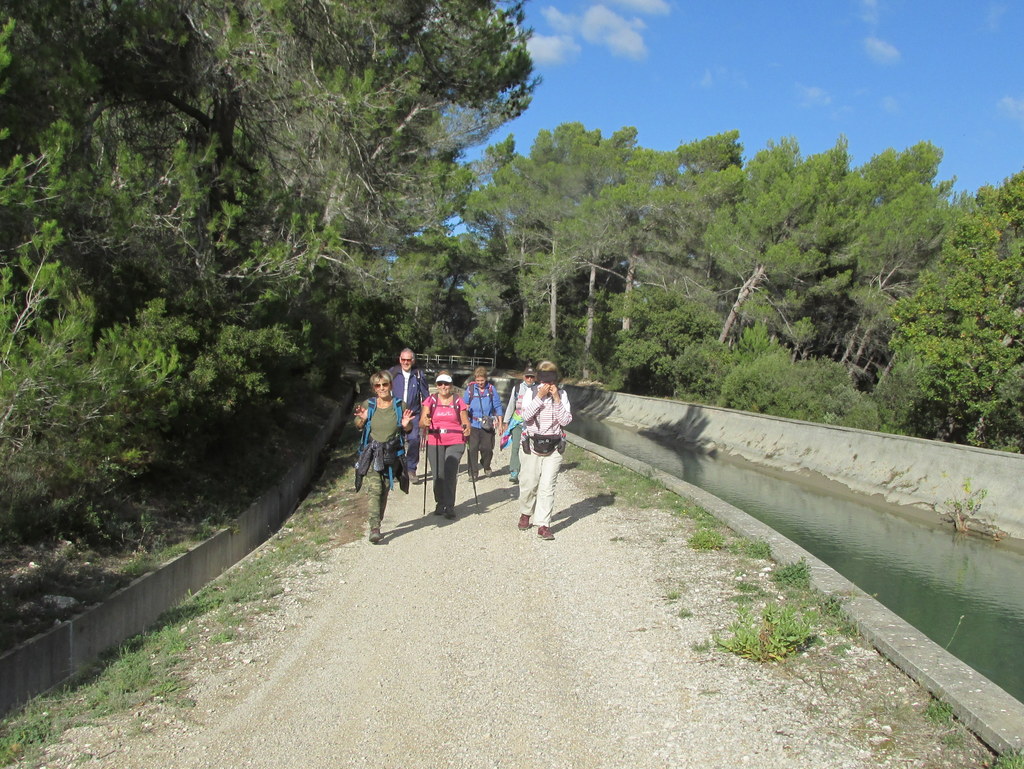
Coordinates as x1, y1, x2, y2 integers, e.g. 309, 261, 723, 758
466, 448, 480, 508
421, 438, 429, 515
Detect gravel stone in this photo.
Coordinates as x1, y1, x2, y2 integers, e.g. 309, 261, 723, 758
26, 452, 992, 769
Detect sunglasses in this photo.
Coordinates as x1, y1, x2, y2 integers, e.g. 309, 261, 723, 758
373, 382, 391, 388
400, 358, 413, 362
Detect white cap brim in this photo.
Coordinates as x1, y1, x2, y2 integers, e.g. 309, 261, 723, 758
436, 374, 453, 383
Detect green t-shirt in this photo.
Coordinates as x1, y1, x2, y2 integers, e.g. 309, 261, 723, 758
364, 397, 403, 443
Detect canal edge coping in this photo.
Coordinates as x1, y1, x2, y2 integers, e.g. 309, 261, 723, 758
567, 431, 1024, 756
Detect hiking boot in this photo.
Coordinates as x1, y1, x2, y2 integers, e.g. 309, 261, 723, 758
537, 526, 554, 541
368, 528, 382, 544
509, 472, 519, 485
444, 507, 457, 520
518, 514, 532, 531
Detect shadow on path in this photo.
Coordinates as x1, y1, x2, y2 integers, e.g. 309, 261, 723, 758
552, 493, 616, 532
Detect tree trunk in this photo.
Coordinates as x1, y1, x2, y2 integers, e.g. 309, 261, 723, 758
622, 254, 637, 331
719, 264, 766, 344
549, 275, 557, 340
853, 330, 871, 368
583, 263, 597, 378
840, 328, 858, 365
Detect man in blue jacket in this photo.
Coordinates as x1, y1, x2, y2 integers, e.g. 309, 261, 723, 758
389, 348, 431, 480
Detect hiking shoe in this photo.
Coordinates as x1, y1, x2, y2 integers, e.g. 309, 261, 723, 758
368, 528, 382, 544
444, 507, 457, 520
433, 507, 444, 516
509, 473, 519, 485
537, 526, 554, 540
518, 514, 532, 531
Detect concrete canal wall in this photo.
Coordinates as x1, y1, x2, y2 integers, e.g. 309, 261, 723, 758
0, 397, 349, 718
566, 430, 1024, 755
565, 386, 1024, 542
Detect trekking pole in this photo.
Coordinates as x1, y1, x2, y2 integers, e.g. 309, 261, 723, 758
467, 448, 480, 508
421, 438, 429, 515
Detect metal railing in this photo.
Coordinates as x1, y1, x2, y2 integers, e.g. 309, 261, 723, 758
416, 354, 495, 373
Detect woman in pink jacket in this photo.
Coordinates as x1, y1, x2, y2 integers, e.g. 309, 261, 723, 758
420, 371, 471, 519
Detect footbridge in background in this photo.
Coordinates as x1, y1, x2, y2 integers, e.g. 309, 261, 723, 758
416, 354, 495, 378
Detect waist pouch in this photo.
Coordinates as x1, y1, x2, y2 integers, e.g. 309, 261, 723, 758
525, 434, 563, 457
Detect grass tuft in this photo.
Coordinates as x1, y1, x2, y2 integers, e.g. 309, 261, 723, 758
771, 559, 811, 590
716, 604, 816, 662
688, 528, 725, 551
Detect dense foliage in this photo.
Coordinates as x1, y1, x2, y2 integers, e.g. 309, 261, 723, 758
0, 1, 533, 542
3, 2, 1023, 548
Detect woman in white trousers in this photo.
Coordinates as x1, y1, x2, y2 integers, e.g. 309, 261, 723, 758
517, 360, 572, 540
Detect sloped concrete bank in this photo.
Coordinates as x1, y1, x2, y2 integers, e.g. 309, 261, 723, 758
0, 395, 349, 718
566, 430, 1024, 755
566, 386, 1024, 542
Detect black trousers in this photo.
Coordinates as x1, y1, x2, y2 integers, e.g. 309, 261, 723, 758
467, 426, 495, 475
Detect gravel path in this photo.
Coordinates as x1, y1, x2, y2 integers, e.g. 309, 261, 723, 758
32, 448, 991, 769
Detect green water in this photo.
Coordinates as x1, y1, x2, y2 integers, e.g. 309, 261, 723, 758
571, 416, 1024, 705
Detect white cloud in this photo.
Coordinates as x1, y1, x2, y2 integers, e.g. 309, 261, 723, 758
797, 84, 832, 108
998, 96, 1024, 126
537, 2, 666, 62
882, 96, 900, 113
528, 33, 583, 65
699, 66, 748, 90
864, 36, 901, 64
542, 6, 578, 35
986, 4, 1007, 31
608, 0, 671, 14
581, 5, 648, 60
860, 0, 879, 24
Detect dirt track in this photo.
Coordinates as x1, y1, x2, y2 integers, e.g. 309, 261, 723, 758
27, 447, 991, 769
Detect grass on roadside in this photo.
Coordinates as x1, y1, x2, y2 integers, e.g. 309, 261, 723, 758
570, 441, 997, 766
0, 435, 364, 767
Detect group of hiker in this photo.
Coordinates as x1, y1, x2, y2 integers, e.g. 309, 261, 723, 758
353, 349, 573, 545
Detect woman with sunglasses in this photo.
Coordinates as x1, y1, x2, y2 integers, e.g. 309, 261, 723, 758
353, 370, 415, 543
420, 371, 471, 519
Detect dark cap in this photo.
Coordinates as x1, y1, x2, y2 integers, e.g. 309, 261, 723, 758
523, 366, 537, 377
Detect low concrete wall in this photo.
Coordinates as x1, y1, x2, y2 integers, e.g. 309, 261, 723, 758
0, 397, 348, 718
568, 431, 1024, 755
566, 386, 1024, 541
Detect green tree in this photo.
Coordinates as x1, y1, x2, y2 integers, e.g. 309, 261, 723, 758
890, 172, 1024, 448
612, 286, 721, 395
706, 137, 850, 346
837, 143, 953, 383
0, 0, 535, 542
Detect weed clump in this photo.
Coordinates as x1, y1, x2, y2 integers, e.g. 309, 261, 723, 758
772, 559, 811, 590
688, 528, 725, 551
716, 604, 816, 662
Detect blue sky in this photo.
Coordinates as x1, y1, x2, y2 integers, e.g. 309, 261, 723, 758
485, 0, 1024, 194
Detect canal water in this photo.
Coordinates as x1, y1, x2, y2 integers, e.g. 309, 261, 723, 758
570, 415, 1024, 704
